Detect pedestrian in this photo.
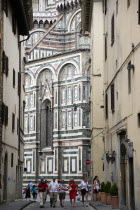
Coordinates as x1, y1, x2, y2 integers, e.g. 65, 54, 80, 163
45, 180, 48, 201
25, 184, 31, 201
68, 178, 77, 207
93, 176, 101, 201
32, 185, 37, 200
29, 181, 33, 190
49, 177, 59, 208
80, 177, 89, 207
59, 180, 67, 207
38, 178, 47, 208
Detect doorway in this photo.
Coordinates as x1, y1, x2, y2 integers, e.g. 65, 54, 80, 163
129, 157, 135, 210
3, 152, 8, 200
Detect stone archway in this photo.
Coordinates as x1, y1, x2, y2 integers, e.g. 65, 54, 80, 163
3, 152, 8, 201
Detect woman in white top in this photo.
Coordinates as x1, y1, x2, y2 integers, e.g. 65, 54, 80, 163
93, 176, 101, 201
80, 177, 89, 207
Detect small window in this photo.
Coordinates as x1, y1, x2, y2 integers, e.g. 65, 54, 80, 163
12, 113, 15, 132
138, 113, 140, 127
12, 14, 16, 35
13, 69, 15, 88
111, 84, 115, 112
127, 0, 130, 8
11, 153, 14, 167
111, 14, 115, 46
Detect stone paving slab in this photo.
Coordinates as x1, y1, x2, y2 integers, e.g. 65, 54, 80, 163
89, 201, 120, 210
0, 200, 35, 210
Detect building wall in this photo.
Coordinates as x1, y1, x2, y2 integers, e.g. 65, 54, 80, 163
104, 0, 140, 209
0, 1, 30, 202
90, 0, 105, 182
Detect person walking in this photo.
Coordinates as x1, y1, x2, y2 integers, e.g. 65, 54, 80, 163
32, 185, 37, 200
38, 178, 47, 208
45, 180, 49, 201
29, 181, 33, 190
93, 176, 101, 201
59, 180, 67, 207
80, 177, 89, 207
25, 184, 31, 201
69, 179, 77, 207
49, 178, 59, 208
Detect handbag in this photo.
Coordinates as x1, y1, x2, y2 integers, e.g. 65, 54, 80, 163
81, 188, 86, 194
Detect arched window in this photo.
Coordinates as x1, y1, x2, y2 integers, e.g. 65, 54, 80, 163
59, 64, 76, 81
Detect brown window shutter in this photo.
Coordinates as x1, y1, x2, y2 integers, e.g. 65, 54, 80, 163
12, 14, 16, 35
2, 51, 5, 74
5, 105, 8, 126
5, 56, 9, 76
111, 84, 115, 112
13, 69, 15, 87
111, 14, 115, 46
1, 103, 5, 124
105, 36, 107, 61
12, 113, 15, 132
18, 72, 21, 96
105, 93, 108, 119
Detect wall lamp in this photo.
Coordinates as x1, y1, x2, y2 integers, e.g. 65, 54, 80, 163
106, 150, 116, 164
127, 63, 135, 71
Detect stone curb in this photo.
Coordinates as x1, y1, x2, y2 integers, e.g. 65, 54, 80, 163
89, 203, 98, 210
19, 201, 36, 210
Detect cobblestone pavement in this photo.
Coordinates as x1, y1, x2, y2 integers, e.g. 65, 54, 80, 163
24, 201, 93, 210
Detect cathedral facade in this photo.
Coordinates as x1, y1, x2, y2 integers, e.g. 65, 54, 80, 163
23, 0, 91, 185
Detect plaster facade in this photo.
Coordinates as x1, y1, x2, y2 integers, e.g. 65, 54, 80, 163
104, 0, 140, 209
23, 0, 91, 185
0, 0, 32, 203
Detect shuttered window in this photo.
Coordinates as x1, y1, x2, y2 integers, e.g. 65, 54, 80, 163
13, 69, 15, 88
111, 84, 115, 112
17, 118, 19, 135
138, 0, 140, 24
12, 14, 16, 35
11, 153, 14, 167
2, 51, 5, 73
2, 51, 9, 77
127, 0, 130, 8
105, 36, 107, 61
5, 105, 8, 126
105, 93, 108, 119
5, 56, 9, 76
111, 14, 115, 46
1, 103, 8, 126
2, 0, 8, 17
18, 73, 21, 96
12, 113, 15, 132
104, 0, 107, 15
